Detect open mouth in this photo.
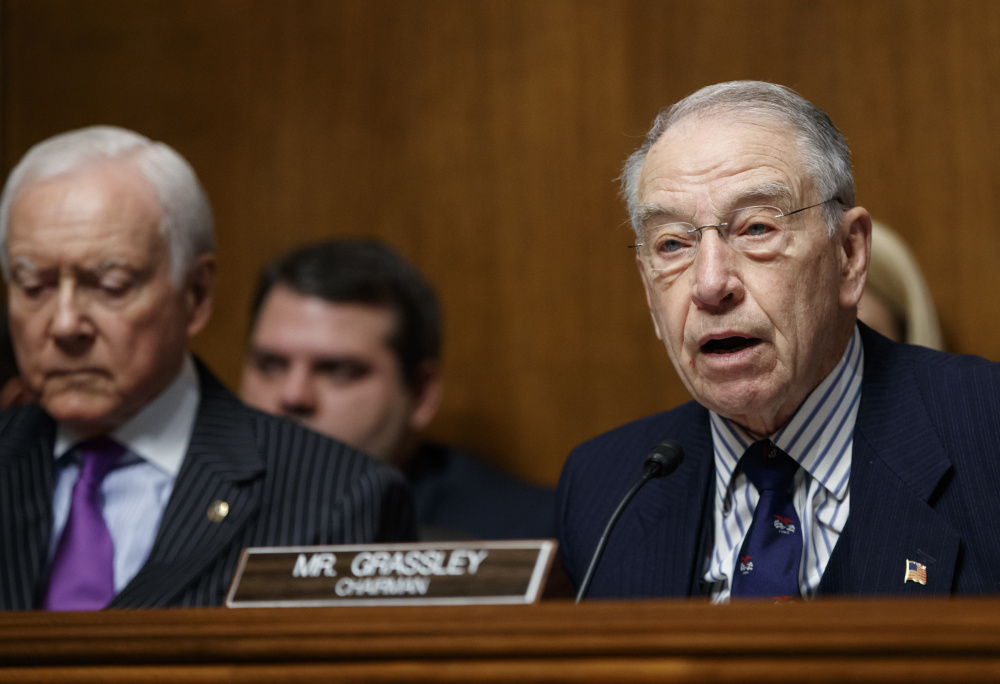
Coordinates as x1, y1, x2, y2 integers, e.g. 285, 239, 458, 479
701, 336, 761, 354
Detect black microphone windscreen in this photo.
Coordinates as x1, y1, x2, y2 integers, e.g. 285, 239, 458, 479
575, 437, 686, 602
644, 440, 684, 478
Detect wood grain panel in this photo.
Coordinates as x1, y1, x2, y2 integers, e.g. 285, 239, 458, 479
2, 598, 1000, 681
1, 0, 998, 485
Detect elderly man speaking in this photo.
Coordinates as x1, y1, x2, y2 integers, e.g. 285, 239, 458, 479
558, 81, 1000, 601
0, 126, 414, 611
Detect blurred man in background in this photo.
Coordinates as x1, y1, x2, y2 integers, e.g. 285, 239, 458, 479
240, 240, 556, 540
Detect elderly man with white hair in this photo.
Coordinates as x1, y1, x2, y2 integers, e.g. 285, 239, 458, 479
558, 81, 1000, 602
0, 126, 415, 611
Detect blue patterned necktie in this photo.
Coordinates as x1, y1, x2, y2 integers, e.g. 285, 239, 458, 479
44, 438, 125, 611
729, 440, 802, 601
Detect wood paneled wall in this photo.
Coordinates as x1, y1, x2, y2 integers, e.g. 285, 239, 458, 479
2, 1, 998, 484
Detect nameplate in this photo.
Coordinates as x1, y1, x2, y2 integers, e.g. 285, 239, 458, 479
225, 539, 557, 608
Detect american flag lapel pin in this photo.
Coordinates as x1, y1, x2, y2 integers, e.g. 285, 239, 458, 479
904, 559, 927, 585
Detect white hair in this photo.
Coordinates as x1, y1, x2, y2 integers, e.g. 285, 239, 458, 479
621, 81, 855, 236
0, 125, 214, 285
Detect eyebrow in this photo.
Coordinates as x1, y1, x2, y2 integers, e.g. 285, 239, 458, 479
635, 181, 796, 228
90, 259, 135, 276
723, 181, 795, 213
9, 257, 39, 273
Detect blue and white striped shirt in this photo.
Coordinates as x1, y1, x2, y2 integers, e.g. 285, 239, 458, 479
704, 326, 864, 602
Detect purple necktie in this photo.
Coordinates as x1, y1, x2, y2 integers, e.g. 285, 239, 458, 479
729, 440, 802, 601
44, 438, 125, 611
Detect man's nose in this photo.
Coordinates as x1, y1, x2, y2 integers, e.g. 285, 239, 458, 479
50, 280, 95, 351
279, 366, 317, 416
690, 229, 744, 309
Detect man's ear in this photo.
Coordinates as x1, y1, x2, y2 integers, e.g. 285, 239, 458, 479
409, 360, 443, 432
637, 258, 665, 341
185, 253, 216, 338
838, 206, 871, 308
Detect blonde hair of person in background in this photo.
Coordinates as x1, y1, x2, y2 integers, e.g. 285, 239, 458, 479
857, 221, 944, 350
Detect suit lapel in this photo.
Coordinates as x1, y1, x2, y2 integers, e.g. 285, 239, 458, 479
0, 406, 56, 610
628, 407, 715, 596
112, 363, 265, 608
820, 327, 957, 595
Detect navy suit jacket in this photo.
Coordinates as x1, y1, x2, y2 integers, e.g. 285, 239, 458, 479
407, 442, 556, 540
557, 325, 1000, 598
0, 360, 416, 610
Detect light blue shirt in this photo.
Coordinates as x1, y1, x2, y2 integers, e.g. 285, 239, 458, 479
704, 326, 864, 602
50, 355, 200, 594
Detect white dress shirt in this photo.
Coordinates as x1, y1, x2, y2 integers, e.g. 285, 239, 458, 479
703, 326, 864, 602
49, 355, 200, 593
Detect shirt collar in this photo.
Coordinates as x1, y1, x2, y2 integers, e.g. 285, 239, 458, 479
710, 325, 864, 501
54, 355, 201, 477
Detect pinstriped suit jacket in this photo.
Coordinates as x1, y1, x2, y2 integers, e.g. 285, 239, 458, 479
557, 324, 1000, 598
0, 360, 416, 610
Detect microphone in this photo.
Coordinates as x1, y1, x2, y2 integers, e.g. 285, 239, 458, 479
575, 439, 684, 603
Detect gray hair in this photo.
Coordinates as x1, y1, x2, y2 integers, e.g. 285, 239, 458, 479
621, 81, 854, 236
0, 125, 215, 285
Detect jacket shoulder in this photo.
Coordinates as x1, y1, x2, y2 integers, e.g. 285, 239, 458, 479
194, 359, 417, 543
247, 406, 417, 541
565, 401, 708, 472
556, 402, 711, 591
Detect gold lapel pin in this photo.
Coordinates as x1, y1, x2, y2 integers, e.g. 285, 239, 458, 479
904, 559, 927, 585
207, 500, 230, 523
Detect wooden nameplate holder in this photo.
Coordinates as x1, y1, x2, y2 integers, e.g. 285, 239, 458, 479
225, 539, 557, 607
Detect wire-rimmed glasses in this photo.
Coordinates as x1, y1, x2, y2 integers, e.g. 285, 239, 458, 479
633, 197, 842, 281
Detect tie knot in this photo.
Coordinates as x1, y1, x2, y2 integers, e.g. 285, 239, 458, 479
739, 440, 798, 494
74, 437, 126, 484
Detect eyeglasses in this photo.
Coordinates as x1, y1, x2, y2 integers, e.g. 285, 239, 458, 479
632, 197, 843, 280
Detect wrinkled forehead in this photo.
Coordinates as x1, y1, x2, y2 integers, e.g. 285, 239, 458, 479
636, 113, 810, 225
635, 181, 798, 229
5, 161, 167, 267
9, 159, 162, 227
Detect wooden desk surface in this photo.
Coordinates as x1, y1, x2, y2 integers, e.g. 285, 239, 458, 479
2, 597, 999, 682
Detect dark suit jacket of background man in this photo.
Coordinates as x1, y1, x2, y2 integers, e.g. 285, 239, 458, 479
406, 442, 556, 540
557, 324, 1000, 598
0, 359, 416, 610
